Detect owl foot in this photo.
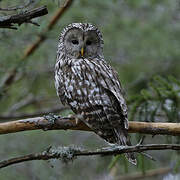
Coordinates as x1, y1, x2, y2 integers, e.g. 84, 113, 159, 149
76, 114, 84, 124
43, 113, 61, 130
68, 114, 83, 125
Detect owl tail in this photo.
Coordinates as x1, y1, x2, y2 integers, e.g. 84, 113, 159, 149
115, 128, 137, 165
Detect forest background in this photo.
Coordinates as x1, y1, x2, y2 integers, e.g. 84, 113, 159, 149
0, 0, 180, 179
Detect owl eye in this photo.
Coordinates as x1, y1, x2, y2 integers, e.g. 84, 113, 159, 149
71, 40, 79, 45
86, 40, 92, 45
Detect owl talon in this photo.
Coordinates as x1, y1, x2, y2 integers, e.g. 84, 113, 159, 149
73, 114, 83, 124
43, 113, 61, 130
75, 118, 79, 125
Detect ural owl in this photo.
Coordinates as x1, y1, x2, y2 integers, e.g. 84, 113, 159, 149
55, 23, 136, 165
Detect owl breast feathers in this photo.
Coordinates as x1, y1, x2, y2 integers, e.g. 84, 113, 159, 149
55, 23, 136, 165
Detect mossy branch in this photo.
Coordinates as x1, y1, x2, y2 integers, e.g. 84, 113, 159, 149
0, 144, 180, 169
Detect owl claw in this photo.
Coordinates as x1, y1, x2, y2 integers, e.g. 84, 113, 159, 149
75, 118, 79, 124
43, 113, 61, 130
73, 114, 83, 125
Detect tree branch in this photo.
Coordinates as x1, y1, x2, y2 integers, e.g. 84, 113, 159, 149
0, 115, 180, 136
0, 144, 179, 169
0, 6, 48, 29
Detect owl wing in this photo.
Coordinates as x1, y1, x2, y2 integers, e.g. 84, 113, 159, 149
87, 59, 129, 130
55, 63, 68, 106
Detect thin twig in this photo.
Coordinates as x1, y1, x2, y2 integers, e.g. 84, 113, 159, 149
139, 152, 156, 161
0, 144, 179, 169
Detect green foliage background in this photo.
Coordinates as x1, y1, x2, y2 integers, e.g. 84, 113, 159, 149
0, 0, 180, 179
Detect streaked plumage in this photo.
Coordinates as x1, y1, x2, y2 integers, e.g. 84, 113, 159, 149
55, 23, 136, 165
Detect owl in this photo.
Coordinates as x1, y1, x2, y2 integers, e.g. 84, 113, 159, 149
55, 23, 136, 165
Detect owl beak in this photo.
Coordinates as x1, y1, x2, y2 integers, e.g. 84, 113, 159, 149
80, 47, 84, 57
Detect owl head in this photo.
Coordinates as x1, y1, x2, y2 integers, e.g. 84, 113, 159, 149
57, 23, 104, 59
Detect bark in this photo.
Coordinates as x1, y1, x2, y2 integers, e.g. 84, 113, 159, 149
0, 6, 48, 29
0, 115, 180, 136
0, 144, 179, 169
